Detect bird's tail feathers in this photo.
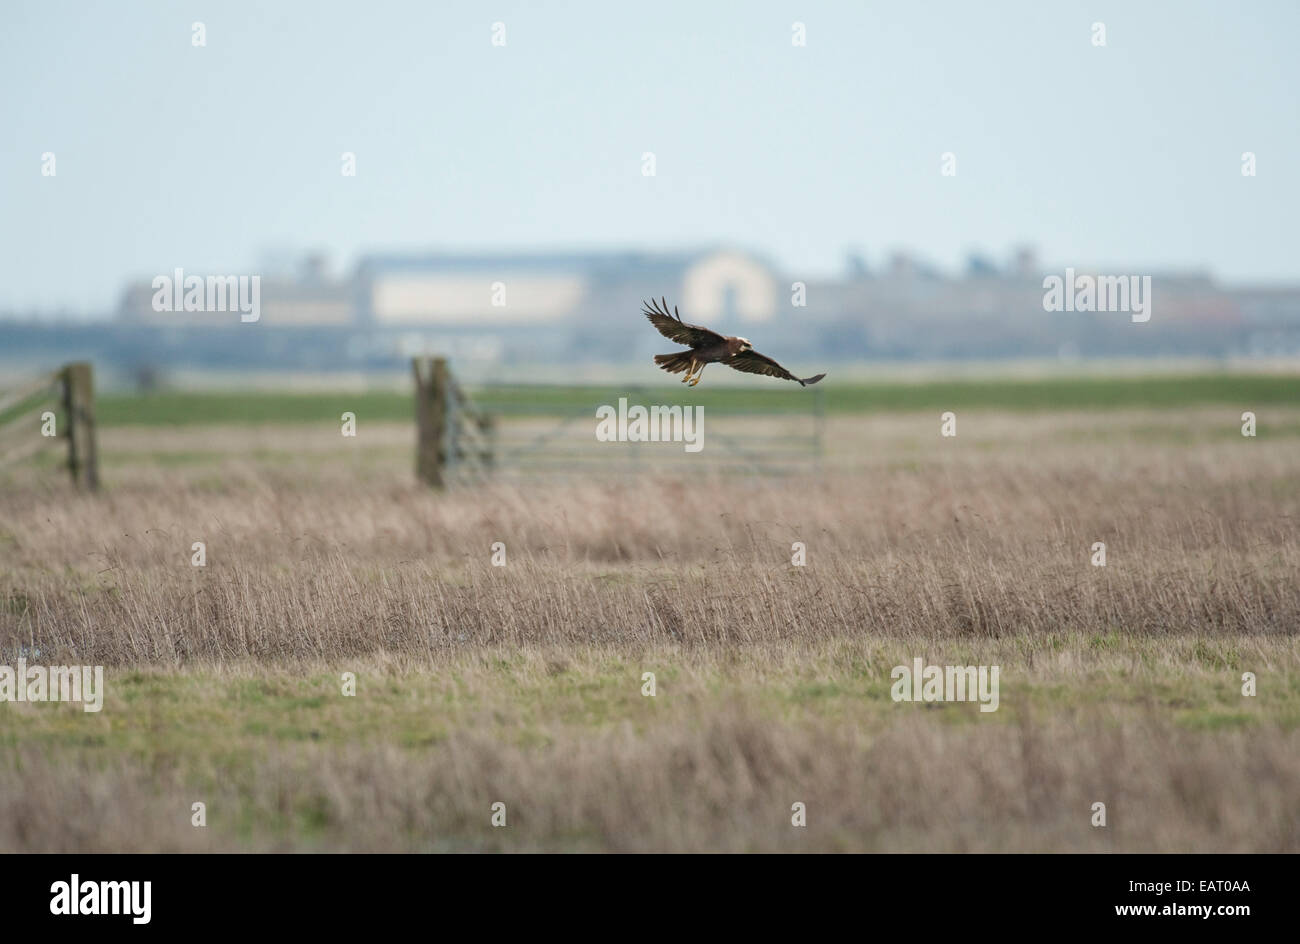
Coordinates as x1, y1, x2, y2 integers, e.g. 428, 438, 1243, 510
654, 351, 694, 374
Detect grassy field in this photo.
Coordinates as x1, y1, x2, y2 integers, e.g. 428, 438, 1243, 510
82, 371, 1300, 425
1, 374, 1298, 852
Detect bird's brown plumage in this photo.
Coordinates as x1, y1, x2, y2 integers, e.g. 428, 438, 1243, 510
643, 297, 826, 387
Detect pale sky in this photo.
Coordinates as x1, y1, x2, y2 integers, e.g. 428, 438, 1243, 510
2, 0, 1297, 315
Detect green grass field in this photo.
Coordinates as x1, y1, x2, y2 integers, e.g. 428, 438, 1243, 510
89, 372, 1298, 426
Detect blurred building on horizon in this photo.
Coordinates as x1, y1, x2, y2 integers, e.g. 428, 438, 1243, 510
4, 245, 1300, 378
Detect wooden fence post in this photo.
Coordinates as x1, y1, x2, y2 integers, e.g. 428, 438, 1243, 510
414, 356, 496, 486
62, 361, 99, 491
413, 356, 449, 488
476, 414, 495, 471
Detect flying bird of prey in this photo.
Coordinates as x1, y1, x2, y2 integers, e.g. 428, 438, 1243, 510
643, 297, 826, 387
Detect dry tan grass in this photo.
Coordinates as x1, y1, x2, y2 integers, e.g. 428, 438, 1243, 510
4, 430, 1298, 662
1, 408, 1297, 851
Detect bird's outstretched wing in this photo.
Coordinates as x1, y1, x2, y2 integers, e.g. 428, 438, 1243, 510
726, 349, 826, 387
642, 297, 726, 348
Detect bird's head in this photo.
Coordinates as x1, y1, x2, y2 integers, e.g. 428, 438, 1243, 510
737, 337, 753, 351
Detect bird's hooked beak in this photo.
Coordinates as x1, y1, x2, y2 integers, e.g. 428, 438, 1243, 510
738, 338, 753, 351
